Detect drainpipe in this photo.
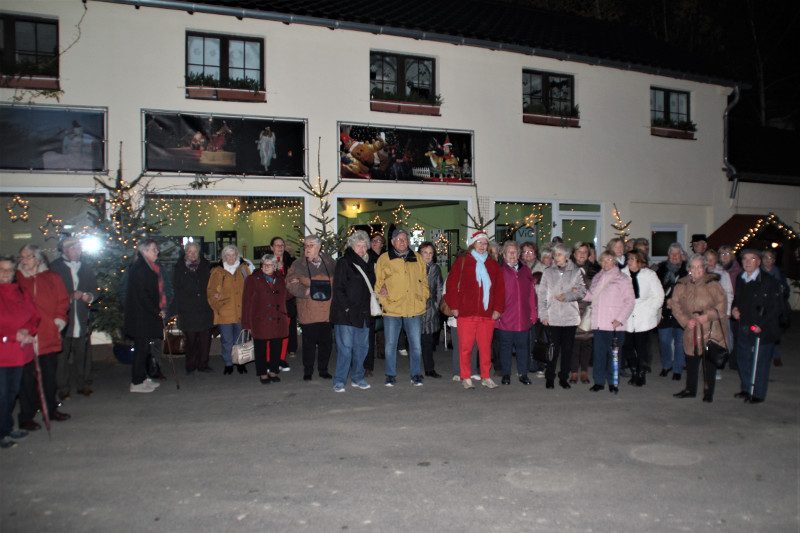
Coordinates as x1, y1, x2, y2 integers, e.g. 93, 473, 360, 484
724, 85, 741, 199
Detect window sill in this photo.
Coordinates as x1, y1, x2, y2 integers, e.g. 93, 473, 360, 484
370, 99, 441, 116
523, 113, 579, 128
650, 126, 695, 140
0, 75, 60, 90
186, 86, 266, 102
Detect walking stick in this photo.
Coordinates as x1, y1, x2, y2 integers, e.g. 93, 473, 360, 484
162, 318, 180, 390
32, 353, 51, 439
748, 327, 760, 399
697, 322, 707, 394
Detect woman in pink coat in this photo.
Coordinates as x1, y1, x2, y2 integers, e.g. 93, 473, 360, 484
584, 251, 635, 393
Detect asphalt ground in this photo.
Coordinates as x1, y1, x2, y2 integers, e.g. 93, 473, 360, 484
2, 317, 798, 533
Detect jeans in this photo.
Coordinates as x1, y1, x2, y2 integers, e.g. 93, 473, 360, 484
384, 315, 422, 378
592, 330, 626, 386
218, 322, 242, 367
496, 329, 530, 377
736, 328, 774, 400
334, 323, 370, 385
658, 327, 685, 373
0, 366, 24, 438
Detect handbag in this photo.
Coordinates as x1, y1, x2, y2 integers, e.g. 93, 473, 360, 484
704, 311, 729, 369
532, 326, 554, 364
440, 257, 466, 317
308, 258, 331, 301
353, 264, 382, 317
231, 329, 255, 365
163, 324, 187, 355
578, 272, 614, 332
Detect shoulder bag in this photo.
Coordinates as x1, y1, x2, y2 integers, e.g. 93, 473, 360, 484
531, 325, 554, 364
353, 264, 382, 317
704, 309, 729, 369
231, 329, 255, 365
578, 272, 614, 332
307, 258, 332, 301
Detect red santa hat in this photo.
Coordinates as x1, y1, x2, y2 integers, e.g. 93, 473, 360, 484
340, 132, 360, 152
467, 231, 489, 246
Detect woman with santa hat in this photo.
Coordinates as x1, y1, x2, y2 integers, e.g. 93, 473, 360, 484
442, 231, 505, 389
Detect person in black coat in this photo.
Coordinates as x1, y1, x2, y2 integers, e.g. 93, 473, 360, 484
731, 249, 783, 403
330, 230, 376, 392
271, 236, 296, 369
170, 242, 214, 374
123, 239, 164, 393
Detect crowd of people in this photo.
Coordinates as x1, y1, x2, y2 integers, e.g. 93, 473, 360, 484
0, 230, 790, 448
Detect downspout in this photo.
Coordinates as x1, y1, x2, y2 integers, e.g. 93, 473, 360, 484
724, 85, 741, 200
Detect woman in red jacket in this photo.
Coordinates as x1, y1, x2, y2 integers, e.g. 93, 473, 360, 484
242, 254, 289, 384
443, 232, 505, 390
15, 244, 71, 431
1, 255, 40, 448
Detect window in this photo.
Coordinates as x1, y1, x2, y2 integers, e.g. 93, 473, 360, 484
0, 14, 59, 79
186, 32, 263, 91
370, 51, 436, 104
522, 70, 575, 116
650, 87, 690, 126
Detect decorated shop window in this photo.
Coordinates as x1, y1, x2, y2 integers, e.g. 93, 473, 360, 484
0, 14, 59, 88
370, 52, 439, 106
185, 32, 264, 99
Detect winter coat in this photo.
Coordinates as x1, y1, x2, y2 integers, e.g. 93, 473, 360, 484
374, 249, 429, 318
574, 260, 599, 339
50, 256, 97, 338
443, 252, 504, 320
711, 264, 734, 315
421, 262, 443, 334
286, 254, 336, 325
671, 273, 729, 356
0, 282, 39, 367
732, 271, 782, 345
123, 254, 163, 340
583, 266, 635, 331
538, 261, 586, 327
276, 251, 297, 319
241, 271, 289, 340
170, 256, 214, 332
16, 269, 69, 355
207, 259, 251, 325
496, 260, 537, 332
621, 267, 665, 333
330, 247, 376, 328
656, 260, 688, 328
723, 260, 743, 293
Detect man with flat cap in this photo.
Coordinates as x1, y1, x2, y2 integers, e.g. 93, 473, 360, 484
691, 234, 708, 255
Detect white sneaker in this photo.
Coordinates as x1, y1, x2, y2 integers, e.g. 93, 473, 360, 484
482, 378, 498, 389
130, 382, 154, 393
715, 370, 722, 381
398, 349, 409, 357
535, 371, 545, 378
452, 375, 461, 382
462, 378, 475, 389
145, 378, 161, 388
470, 374, 481, 380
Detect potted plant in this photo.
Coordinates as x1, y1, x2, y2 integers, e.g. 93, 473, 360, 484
523, 103, 580, 127
650, 117, 697, 139
185, 73, 266, 102
0, 58, 60, 90
370, 88, 443, 115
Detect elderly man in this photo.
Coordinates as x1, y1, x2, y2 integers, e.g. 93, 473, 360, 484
691, 234, 708, 255
374, 229, 429, 387
50, 237, 97, 400
732, 250, 783, 403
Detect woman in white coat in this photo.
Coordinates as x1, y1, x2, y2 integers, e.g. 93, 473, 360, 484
622, 249, 664, 386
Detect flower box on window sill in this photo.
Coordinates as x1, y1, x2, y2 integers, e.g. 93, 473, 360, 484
186, 86, 266, 102
370, 99, 441, 116
1, 75, 60, 90
523, 113, 579, 128
650, 126, 695, 140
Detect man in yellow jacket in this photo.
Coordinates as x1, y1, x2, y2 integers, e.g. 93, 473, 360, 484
374, 229, 429, 387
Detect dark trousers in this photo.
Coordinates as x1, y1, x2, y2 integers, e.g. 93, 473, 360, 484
623, 329, 653, 373
1, 366, 24, 438
287, 316, 298, 354
56, 335, 91, 394
184, 329, 212, 372
685, 354, 716, 398
132, 337, 158, 385
545, 326, 576, 382
301, 322, 332, 376
571, 335, 593, 372
496, 329, 530, 377
254, 338, 282, 376
421, 331, 439, 372
19, 351, 58, 423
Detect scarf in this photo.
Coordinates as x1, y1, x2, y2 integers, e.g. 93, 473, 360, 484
630, 269, 640, 298
262, 273, 276, 285
145, 257, 167, 312
185, 258, 199, 272
664, 261, 682, 285
223, 260, 239, 275
471, 250, 491, 310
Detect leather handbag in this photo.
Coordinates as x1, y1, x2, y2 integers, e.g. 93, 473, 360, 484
308, 259, 331, 301
163, 323, 187, 355
354, 264, 382, 317
532, 326, 554, 364
705, 312, 729, 369
578, 305, 593, 332
231, 329, 255, 365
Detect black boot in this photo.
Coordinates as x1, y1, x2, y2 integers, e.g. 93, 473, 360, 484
638, 369, 646, 386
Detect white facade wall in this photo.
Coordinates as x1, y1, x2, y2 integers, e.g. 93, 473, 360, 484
2, 0, 798, 247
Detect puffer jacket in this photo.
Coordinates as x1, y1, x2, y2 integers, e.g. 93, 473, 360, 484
621, 266, 665, 333
374, 249, 429, 318
496, 260, 537, 332
0, 282, 40, 367
671, 272, 729, 356
584, 266, 635, 331
421, 262, 443, 334
443, 252, 504, 319
286, 254, 336, 325
207, 259, 251, 325
16, 269, 69, 355
538, 260, 586, 327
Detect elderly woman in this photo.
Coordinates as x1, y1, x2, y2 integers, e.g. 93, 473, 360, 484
622, 250, 664, 386
607, 237, 626, 268
123, 238, 167, 393
207, 244, 252, 375
330, 231, 375, 392
539, 245, 554, 269
0, 255, 40, 448
538, 243, 586, 390
670, 254, 729, 402
495, 241, 537, 385
170, 242, 214, 374
570, 241, 599, 384
16, 245, 71, 427
242, 254, 288, 385
418, 242, 444, 379
270, 236, 295, 370
286, 235, 336, 381
443, 231, 505, 389
584, 251, 635, 393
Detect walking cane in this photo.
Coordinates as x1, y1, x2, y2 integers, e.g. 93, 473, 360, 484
697, 321, 707, 394
33, 353, 52, 440
162, 318, 180, 390
748, 326, 760, 399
